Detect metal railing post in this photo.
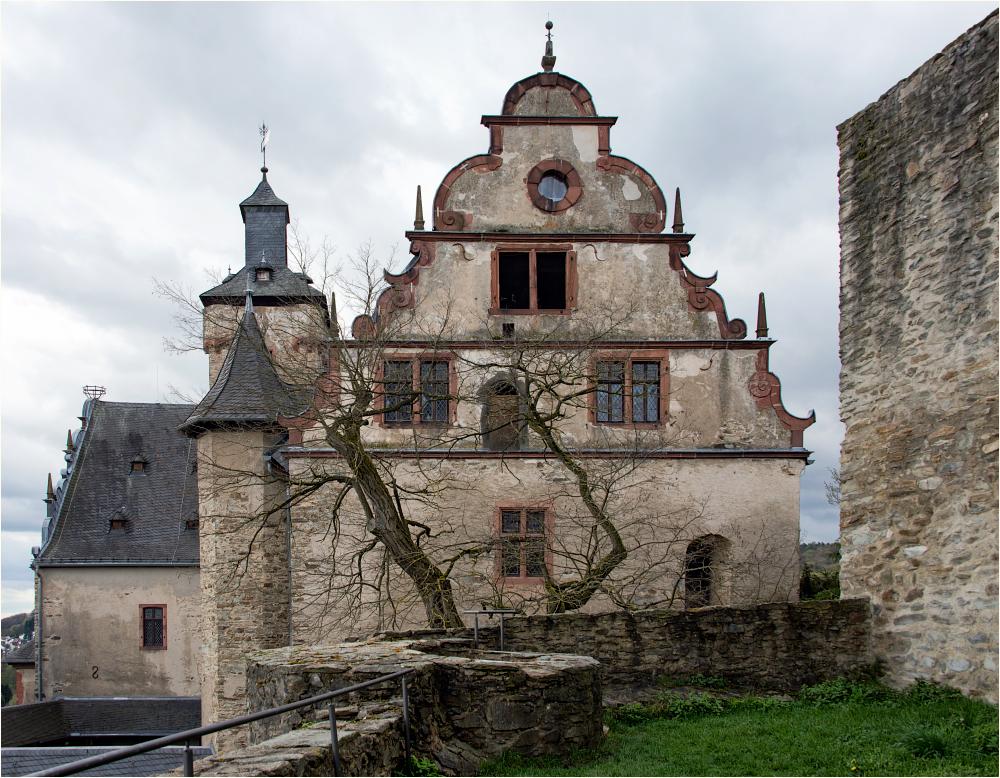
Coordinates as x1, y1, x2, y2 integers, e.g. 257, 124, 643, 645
472, 613, 480, 648
183, 738, 194, 777
402, 676, 412, 772
499, 613, 505, 651
329, 699, 342, 777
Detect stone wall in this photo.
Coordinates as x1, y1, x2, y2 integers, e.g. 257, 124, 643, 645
447, 599, 871, 693
837, 11, 999, 703
244, 640, 603, 775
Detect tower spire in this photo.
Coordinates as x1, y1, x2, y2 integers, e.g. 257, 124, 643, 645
672, 188, 685, 233
541, 20, 556, 72
46, 473, 55, 502
756, 293, 769, 339
414, 185, 425, 231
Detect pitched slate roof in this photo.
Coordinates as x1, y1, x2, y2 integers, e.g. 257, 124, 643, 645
2, 640, 35, 666
1, 747, 214, 777
180, 301, 310, 435
239, 172, 288, 218
1, 697, 202, 748
199, 264, 326, 307
38, 402, 199, 565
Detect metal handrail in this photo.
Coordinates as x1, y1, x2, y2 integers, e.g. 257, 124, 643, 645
27, 668, 415, 777
463, 609, 517, 651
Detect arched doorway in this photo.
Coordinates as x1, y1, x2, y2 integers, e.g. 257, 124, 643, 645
685, 535, 729, 608
485, 381, 520, 452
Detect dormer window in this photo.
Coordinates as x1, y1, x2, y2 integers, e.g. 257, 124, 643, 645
110, 518, 126, 531
185, 519, 200, 531
256, 268, 272, 282
130, 459, 147, 475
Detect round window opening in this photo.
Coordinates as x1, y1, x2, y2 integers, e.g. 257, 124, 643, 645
538, 172, 568, 203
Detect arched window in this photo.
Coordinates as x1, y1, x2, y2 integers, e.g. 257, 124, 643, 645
484, 381, 520, 452
685, 535, 730, 608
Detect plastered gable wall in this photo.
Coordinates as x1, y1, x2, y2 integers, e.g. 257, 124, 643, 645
837, 11, 998, 702
38, 567, 201, 699
286, 455, 802, 644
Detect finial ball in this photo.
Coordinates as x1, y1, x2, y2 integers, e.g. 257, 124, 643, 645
545, 21, 553, 30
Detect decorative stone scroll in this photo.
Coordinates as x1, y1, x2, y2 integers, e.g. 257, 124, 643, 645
668, 243, 747, 340
748, 348, 816, 447
432, 154, 503, 231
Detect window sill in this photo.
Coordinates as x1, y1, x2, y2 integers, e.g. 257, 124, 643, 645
140, 645, 167, 651
592, 421, 669, 429
489, 308, 571, 316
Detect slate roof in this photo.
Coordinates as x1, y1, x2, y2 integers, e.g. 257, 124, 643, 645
39, 402, 199, 565
1, 747, 214, 777
1, 697, 202, 748
199, 264, 326, 307
180, 300, 310, 435
239, 173, 288, 219
2, 640, 36, 666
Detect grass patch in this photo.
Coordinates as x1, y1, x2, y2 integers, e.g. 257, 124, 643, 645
479, 680, 998, 777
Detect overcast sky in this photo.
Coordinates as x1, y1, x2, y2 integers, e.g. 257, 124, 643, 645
2, 1, 996, 617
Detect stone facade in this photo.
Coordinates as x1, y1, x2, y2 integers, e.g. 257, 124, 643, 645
838, 10, 999, 702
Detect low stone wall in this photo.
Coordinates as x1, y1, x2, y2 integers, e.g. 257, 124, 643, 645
244, 640, 603, 775
160, 703, 402, 777
388, 600, 871, 693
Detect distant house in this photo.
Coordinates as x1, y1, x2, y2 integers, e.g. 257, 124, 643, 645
32, 401, 201, 701
2, 640, 36, 706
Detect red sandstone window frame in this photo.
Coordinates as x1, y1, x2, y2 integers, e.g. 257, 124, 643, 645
489, 245, 578, 315
140, 604, 167, 650
587, 350, 670, 428
375, 353, 458, 428
493, 503, 554, 585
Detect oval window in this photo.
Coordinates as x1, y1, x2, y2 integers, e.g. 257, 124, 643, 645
537, 172, 568, 202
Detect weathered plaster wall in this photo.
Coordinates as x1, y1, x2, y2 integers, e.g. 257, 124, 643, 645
38, 566, 200, 699
197, 430, 289, 748
287, 455, 802, 645
14, 667, 37, 706
838, 11, 998, 702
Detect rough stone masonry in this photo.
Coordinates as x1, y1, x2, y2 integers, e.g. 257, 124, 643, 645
837, 10, 998, 702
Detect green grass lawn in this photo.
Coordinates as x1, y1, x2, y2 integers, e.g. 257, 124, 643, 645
479, 681, 999, 777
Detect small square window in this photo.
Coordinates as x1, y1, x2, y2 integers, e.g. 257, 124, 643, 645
256, 268, 271, 282
110, 518, 127, 532
185, 519, 199, 531
130, 460, 146, 474
141, 606, 165, 648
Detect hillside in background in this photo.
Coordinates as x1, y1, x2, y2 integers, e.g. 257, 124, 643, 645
800, 543, 840, 573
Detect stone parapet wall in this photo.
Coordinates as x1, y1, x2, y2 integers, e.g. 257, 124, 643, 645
379, 599, 872, 693
837, 10, 999, 702
244, 640, 603, 775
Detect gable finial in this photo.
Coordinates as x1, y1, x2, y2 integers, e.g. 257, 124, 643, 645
259, 123, 270, 174
46, 473, 55, 502
65, 430, 74, 452
756, 292, 769, 339
672, 188, 685, 233
414, 185, 425, 231
541, 20, 556, 72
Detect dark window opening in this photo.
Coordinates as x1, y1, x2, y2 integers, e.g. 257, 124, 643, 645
498, 252, 530, 310
685, 538, 715, 609
185, 519, 199, 531
486, 382, 520, 451
142, 607, 164, 647
109, 518, 126, 532
596, 362, 625, 423
632, 362, 660, 423
498, 507, 547, 579
383, 361, 413, 422
502, 322, 515, 339
420, 361, 449, 423
536, 253, 566, 309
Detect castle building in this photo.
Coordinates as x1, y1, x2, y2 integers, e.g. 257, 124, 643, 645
28, 35, 815, 741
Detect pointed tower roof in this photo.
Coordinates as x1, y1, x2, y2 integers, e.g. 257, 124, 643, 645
179, 295, 308, 436
239, 167, 289, 223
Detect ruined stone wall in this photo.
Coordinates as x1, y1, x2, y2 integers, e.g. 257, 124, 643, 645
452, 599, 871, 692
837, 11, 998, 702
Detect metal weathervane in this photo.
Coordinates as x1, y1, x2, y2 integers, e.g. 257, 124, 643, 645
260, 124, 270, 167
